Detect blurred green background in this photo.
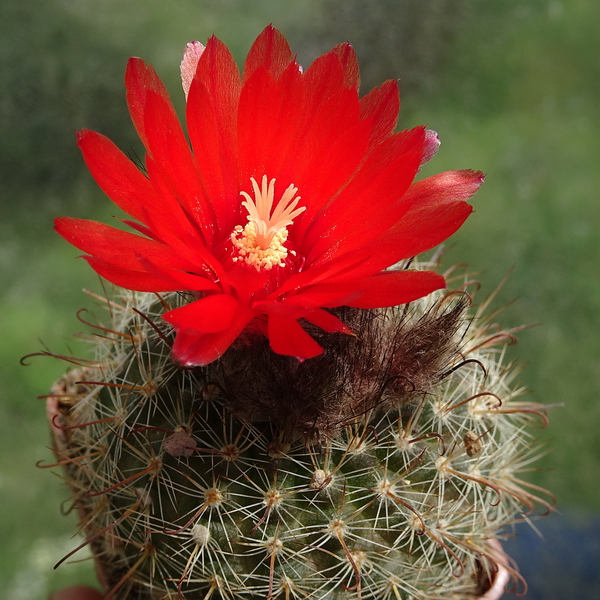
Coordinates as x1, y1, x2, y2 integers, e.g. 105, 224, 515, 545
1, 0, 598, 598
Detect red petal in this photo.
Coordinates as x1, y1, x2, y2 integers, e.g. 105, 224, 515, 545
276, 70, 369, 240
287, 283, 363, 308
237, 64, 304, 185
124, 57, 220, 247
403, 169, 485, 210
125, 57, 216, 242
83, 257, 178, 292
163, 294, 239, 333
267, 315, 323, 360
305, 127, 426, 263
195, 36, 241, 103
258, 281, 362, 315
331, 43, 360, 91
120, 219, 156, 239
242, 25, 294, 83
187, 36, 241, 233
383, 201, 473, 262
359, 79, 400, 149
168, 301, 255, 366
303, 309, 354, 334
303, 46, 356, 105
137, 255, 221, 292
267, 250, 369, 300
76, 129, 159, 224
297, 192, 471, 289
333, 167, 478, 278
123, 60, 210, 244
220, 266, 269, 304
142, 157, 219, 270
125, 58, 171, 150
347, 270, 446, 309
368, 169, 484, 267
238, 39, 369, 244
55, 217, 193, 273
143, 90, 215, 240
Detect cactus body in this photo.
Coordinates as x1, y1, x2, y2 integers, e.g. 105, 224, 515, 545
47, 273, 550, 600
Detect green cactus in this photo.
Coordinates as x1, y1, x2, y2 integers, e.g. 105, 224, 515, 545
46, 265, 551, 600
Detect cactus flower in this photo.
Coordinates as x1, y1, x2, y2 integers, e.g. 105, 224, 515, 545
55, 25, 484, 366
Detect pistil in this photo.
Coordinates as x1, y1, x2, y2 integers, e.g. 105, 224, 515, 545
231, 175, 305, 270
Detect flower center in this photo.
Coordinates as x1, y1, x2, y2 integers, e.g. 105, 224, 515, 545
231, 175, 305, 271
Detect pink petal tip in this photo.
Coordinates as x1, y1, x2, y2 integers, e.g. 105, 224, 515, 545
181, 41, 206, 99
421, 129, 441, 165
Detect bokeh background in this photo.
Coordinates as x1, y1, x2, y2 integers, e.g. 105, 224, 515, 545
1, 0, 599, 598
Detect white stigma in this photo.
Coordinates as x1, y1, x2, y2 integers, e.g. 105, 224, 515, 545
231, 175, 305, 271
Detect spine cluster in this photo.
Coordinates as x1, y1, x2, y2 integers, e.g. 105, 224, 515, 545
45, 270, 551, 600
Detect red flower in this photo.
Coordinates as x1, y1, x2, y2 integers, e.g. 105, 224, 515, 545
56, 26, 483, 366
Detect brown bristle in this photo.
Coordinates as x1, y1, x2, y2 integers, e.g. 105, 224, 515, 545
214, 295, 469, 440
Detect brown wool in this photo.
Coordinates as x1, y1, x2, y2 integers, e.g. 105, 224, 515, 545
218, 296, 469, 440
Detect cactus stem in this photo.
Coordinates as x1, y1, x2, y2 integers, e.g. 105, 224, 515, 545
195, 577, 223, 600
44, 275, 553, 599
402, 395, 427, 438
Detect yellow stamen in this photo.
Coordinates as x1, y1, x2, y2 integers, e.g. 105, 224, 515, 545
231, 175, 305, 271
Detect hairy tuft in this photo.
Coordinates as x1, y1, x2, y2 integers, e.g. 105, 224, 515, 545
217, 296, 469, 439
